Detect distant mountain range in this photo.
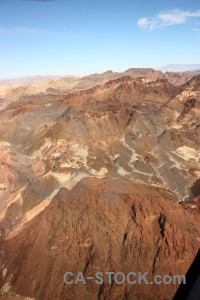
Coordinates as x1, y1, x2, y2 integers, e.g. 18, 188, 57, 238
1, 65, 200, 83
0, 75, 63, 86
158, 64, 200, 72
1, 68, 200, 100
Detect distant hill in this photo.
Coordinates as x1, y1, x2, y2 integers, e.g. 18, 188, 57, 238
158, 64, 200, 72
0, 75, 63, 86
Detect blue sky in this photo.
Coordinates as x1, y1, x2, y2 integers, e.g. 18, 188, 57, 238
0, 0, 200, 78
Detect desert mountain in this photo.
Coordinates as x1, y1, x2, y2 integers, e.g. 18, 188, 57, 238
0, 72, 199, 299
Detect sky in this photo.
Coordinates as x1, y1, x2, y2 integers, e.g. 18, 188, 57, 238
0, 0, 200, 78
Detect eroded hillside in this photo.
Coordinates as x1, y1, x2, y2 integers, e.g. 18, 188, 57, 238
0, 73, 199, 299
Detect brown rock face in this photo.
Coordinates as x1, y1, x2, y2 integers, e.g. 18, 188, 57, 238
0, 179, 199, 300
196, 196, 200, 209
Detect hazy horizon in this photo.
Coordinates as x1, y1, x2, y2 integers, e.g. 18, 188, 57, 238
1, 63, 200, 80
